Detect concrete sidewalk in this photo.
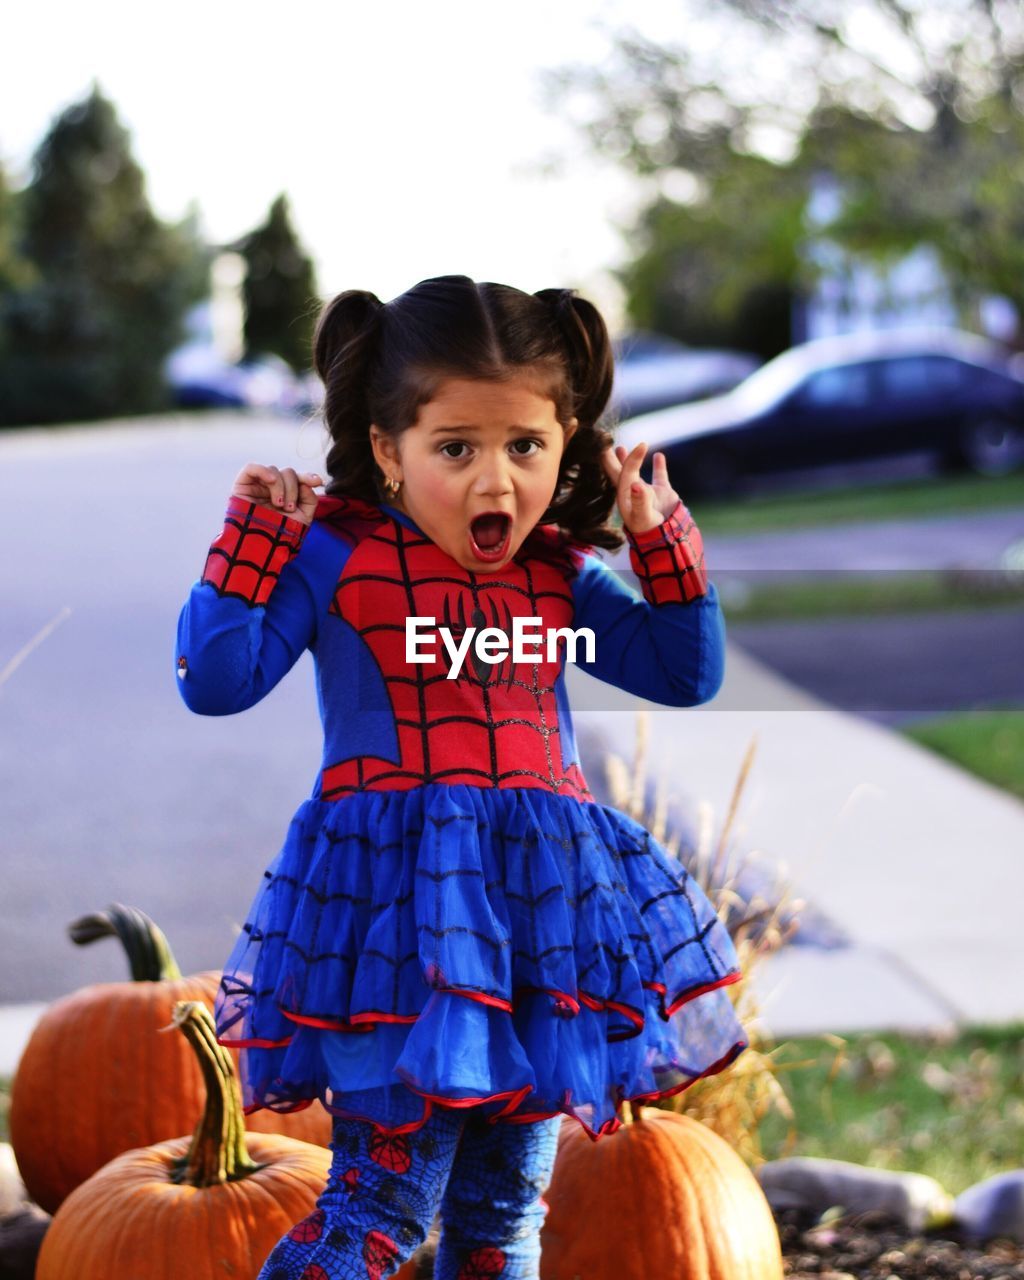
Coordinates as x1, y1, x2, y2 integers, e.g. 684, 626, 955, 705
5, 641, 1020, 1077
569, 640, 1024, 1041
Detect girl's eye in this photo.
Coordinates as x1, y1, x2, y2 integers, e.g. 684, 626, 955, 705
440, 439, 542, 459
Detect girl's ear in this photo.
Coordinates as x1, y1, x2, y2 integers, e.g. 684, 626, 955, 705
564, 417, 579, 444
369, 424, 400, 476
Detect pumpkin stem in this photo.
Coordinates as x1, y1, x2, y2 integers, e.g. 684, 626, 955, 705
68, 903, 183, 982
168, 1001, 266, 1186
620, 1098, 641, 1126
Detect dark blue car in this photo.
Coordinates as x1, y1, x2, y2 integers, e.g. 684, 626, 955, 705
614, 328, 1024, 497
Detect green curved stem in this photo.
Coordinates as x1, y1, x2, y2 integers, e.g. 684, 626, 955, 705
67, 903, 183, 982
168, 1001, 265, 1186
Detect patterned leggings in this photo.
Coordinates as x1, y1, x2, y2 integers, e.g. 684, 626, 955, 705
257, 1106, 563, 1280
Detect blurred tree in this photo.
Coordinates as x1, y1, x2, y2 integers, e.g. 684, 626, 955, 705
544, 1, 1024, 347
620, 153, 807, 358
0, 84, 209, 427
0, 164, 34, 295
235, 194, 318, 373
0, 164, 35, 376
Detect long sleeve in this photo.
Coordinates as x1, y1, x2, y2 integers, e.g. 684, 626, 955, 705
175, 497, 348, 715
568, 499, 725, 707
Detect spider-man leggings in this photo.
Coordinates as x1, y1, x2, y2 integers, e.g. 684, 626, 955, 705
257, 1106, 563, 1280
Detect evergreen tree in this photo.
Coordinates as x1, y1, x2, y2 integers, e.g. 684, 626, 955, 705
0, 163, 35, 378
237, 194, 318, 373
0, 163, 33, 294
0, 84, 209, 427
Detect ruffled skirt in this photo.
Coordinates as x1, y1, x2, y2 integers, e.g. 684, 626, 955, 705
214, 783, 748, 1141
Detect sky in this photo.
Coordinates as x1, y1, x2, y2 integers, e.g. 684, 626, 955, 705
1, 0, 676, 327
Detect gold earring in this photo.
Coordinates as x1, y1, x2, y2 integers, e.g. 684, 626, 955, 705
384, 475, 402, 496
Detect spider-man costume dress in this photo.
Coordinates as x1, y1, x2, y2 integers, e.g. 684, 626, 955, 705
176, 492, 748, 1143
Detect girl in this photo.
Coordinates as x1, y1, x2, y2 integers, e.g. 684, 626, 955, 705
176, 276, 748, 1280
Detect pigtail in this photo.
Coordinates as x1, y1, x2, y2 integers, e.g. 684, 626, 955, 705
533, 288, 624, 553
313, 289, 385, 499
532, 288, 614, 428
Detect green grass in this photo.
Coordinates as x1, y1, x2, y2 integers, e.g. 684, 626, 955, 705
690, 469, 1024, 535
759, 1023, 1024, 1194
723, 570, 1024, 623
900, 710, 1024, 802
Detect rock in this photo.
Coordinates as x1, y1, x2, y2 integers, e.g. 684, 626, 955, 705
756, 1157, 955, 1233
954, 1169, 1024, 1243
0, 1204, 50, 1280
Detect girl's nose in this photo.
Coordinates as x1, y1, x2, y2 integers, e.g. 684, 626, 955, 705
473, 453, 514, 496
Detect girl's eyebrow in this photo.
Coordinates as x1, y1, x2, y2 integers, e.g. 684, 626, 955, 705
428, 423, 554, 435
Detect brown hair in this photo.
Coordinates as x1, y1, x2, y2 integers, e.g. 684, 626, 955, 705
312, 274, 623, 551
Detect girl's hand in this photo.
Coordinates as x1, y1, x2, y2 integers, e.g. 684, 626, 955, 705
601, 443, 681, 535
231, 462, 324, 526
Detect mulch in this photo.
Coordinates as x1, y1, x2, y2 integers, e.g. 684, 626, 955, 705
777, 1206, 1024, 1279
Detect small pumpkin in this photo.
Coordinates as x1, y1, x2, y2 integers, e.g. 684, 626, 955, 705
9, 903, 331, 1212
35, 1001, 332, 1279
539, 1102, 784, 1280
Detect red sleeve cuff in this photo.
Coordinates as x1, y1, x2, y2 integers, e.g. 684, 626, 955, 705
200, 496, 309, 606
625, 498, 708, 605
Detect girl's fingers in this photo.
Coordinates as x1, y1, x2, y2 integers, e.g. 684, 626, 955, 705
280, 469, 301, 512
619, 441, 648, 488
259, 464, 283, 505
236, 462, 276, 496
233, 463, 327, 516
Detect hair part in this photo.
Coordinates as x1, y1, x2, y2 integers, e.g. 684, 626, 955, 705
312, 275, 624, 551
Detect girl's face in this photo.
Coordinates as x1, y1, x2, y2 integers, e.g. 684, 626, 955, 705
370, 376, 576, 573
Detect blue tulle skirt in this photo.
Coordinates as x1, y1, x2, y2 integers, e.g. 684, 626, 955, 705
214, 783, 749, 1141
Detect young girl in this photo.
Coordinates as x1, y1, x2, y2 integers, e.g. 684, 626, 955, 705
176, 275, 748, 1280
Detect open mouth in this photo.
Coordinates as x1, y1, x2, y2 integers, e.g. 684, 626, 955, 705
468, 512, 512, 562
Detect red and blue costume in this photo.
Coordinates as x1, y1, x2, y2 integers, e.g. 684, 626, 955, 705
176, 492, 748, 1276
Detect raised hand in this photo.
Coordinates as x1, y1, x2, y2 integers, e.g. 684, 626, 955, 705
231, 463, 324, 526
601, 443, 681, 535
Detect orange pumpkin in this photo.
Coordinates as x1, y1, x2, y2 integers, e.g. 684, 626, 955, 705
10, 903, 331, 1211
36, 1001, 332, 1279
539, 1103, 784, 1280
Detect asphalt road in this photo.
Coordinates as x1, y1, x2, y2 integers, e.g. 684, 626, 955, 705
2, 412, 1022, 1002
728, 607, 1024, 727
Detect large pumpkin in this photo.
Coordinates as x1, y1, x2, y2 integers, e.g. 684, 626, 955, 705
10, 904, 331, 1212
36, 1001, 333, 1279
539, 1103, 783, 1280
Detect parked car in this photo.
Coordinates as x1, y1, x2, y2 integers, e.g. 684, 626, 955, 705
610, 331, 761, 419
614, 327, 1024, 497
166, 345, 314, 414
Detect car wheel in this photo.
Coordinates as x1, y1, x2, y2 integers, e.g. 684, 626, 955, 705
685, 444, 741, 499
957, 418, 1024, 477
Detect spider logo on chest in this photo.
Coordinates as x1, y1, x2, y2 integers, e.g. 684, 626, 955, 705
438, 592, 518, 688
